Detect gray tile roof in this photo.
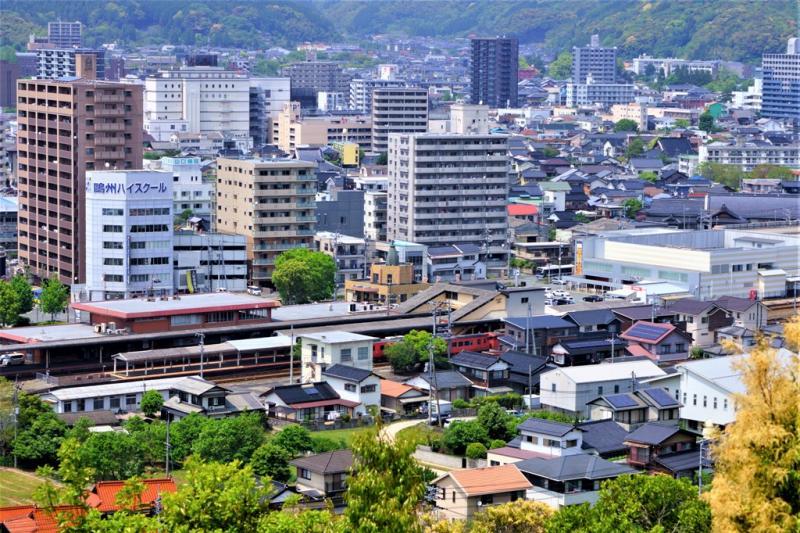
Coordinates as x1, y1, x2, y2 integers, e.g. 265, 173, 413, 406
564, 309, 617, 327
654, 449, 705, 473
517, 418, 577, 437
505, 315, 576, 331
577, 420, 630, 456
323, 364, 373, 382
624, 422, 683, 445
450, 351, 504, 370
515, 454, 635, 481
665, 298, 717, 315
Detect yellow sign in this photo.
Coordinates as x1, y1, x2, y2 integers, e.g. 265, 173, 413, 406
574, 242, 583, 275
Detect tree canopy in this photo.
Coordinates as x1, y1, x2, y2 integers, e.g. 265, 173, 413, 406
139, 390, 163, 418
547, 51, 572, 80
613, 119, 639, 132
38, 276, 70, 320
272, 249, 336, 305
384, 330, 448, 373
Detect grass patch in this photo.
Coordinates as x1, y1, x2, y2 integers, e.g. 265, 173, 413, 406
309, 426, 373, 447
0, 468, 56, 506
396, 423, 442, 447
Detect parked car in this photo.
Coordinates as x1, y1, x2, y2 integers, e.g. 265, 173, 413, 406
0, 353, 26, 366
247, 285, 262, 296
551, 278, 568, 286
583, 295, 604, 302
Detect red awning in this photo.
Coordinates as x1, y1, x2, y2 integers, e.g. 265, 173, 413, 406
508, 204, 539, 216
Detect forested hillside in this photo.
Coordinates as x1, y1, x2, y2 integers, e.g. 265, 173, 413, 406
0, 0, 795, 63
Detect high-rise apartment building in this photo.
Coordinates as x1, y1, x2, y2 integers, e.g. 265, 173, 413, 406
349, 78, 406, 113
572, 34, 617, 83
761, 38, 800, 120
386, 133, 509, 250
84, 170, 173, 300
16, 73, 143, 283
371, 87, 428, 154
249, 77, 291, 146
157, 156, 214, 222
47, 20, 82, 48
36, 48, 106, 79
470, 37, 519, 108
282, 61, 351, 108
215, 158, 317, 286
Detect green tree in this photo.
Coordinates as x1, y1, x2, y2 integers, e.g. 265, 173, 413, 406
541, 146, 559, 158
39, 275, 69, 321
250, 442, 292, 482
258, 504, 343, 532
471, 500, 552, 533
698, 161, 742, 190
442, 420, 489, 455
384, 330, 448, 373
674, 118, 691, 129
169, 413, 209, 465
0, 281, 22, 327
465, 442, 487, 459
640, 171, 658, 183
476, 401, 513, 441
273, 249, 336, 304
624, 138, 645, 160
9, 274, 34, 315
192, 412, 266, 463
376, 152, 388, 165
139, 390, 163, 418
345, 425, 427, 533
622, 198, 643, 219
272, 424, 313, 456
311, 435, 347, 453
12, 409, 66, 467
547, 51, 573, 80
547, 474, 711, 533
613, 119, 639, 132
75, 431, 146, 481
175, 208, 194, 228
748, 164, 793, 181
698, 111, 715, 133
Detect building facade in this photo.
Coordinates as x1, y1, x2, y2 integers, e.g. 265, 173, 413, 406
350, 78, 406, 113
272, 102, 372, 152
371, 87, 428, 154
47, 20, 82, 48
173, 231, 248, 293
283, 61, 351, 108
215, 157, 317, 286
699, 138, 800, 172
158, 156, 214, 222
761, 38, 800, 120
573, 34, 617, 83
36, 48, 106, 80
470, 37, 519, 108
249, 77, 291, 146
16, 76, 143, 283
566, 79, 636, 108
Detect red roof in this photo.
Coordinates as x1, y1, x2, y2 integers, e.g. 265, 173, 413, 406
508, 204, 539, 216
625, 343, 655, 358
88, 478, 177, 512
1, 506, 84, 533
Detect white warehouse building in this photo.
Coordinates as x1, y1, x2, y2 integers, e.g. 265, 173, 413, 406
85, 170, 174, 300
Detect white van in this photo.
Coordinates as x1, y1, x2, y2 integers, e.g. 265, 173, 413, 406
247, 286, 262, 296
0, 352, 26, 366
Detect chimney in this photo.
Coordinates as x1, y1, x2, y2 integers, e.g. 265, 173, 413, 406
75, 53, 97, 80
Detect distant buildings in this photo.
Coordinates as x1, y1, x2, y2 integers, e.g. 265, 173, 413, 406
283, 61, 351, 108
249, 77, 291, 146
36, 48, 106, 79
157, 156, 214, 222
173, 232, 248, 293
761, 38, 800, 120
272, 102, 372, 152
470, 36, 519, 108
350, 78, 406, 113
699, 136, 800, 172
371, 87, 428, 154
47, 20, 82, 48
573, 34, 617, 84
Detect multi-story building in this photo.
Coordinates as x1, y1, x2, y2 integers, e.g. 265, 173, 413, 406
730, 77, 762, 112
173, 231, 248, 293
143, 67, 251, 147
698, 137, 800, 172
349, 78, 406, 113
315, 231, 366, 284
470, 37, 518, 108
566, 78, 636, 107
631, 55, 718, 77
249, 77, 291, 146
317, 91, 348, 112
364, 190, 387, 242
371, 87, 428, 154
215, 157, 317, 286
386, 133, 509, 270
0, 196, 18, 257
283, 61, 351, 108
761, 38, 800, 120
572, 34, 617, 83
0, 60, 19, 108
16, 71, 143, 283
271, 102, 372, 152
450, 103, 489, 134
84, 170, 173, 300
47, 20, 82, 48
158, 156, 214, 222
36, 48, 106, 79
298, 331, 376, 382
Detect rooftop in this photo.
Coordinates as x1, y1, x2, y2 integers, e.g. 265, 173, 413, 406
45, 376, 219, 402
297, 331, 377, 344
544, 360, 665, 384
515, 454, 635, 481
72, 293, 279, 319
434, 464, 532, 497
322, 364, 374, 382
291, 449, 353, 474
517, 418, 578, 437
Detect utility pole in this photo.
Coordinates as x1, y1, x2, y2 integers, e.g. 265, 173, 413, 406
12, 377, 19, 469
289, 324, 295, 384
527, 364, 532, 412
196, 332, 205, 379
609, 332, 616, 363
165, 417, 171, 476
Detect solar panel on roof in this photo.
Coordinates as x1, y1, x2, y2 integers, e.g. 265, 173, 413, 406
303, 387, 319, 395
605, 394, 638, 409
627, 323, 668, 341
566, 339, 611, 349
644, 388, 679, 407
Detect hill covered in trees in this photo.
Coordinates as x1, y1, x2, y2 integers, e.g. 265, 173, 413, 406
0, 0, 795, 64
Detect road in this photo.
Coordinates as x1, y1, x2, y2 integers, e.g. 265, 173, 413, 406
380, 419, 423, 443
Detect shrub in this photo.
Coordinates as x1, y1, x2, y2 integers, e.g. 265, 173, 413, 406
489, 439, 507, 450
452, 398, 470, 409
465, 442, 487, 459
442, 420, 488, 455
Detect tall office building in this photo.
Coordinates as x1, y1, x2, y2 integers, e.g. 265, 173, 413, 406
215, 158, 317, 286
36, 48, 106, 79
84, 170, 173, 300
761, 38, 800, 120
470, 37, 519, 108
386, 132, 509, 250
16, 64, 143, 283
47, 20, 82, 48
371, 87, 428, 154
572, 34, 617, 83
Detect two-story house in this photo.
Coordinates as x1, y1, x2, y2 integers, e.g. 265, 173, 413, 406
666, 299, 732, 347
298, 331, 377, 382
502, 315, 580, 357
623, 422, 700, 478
428, 465, 532, 521
321, 365, 381, 416
488, 418, 586, 466
379, 379, 427, 416
563, 309, 620, 334
291, 449, 353, 507
261, 382, 360, 422
619, 321, 692, 364
586, 387, 681, 430
449, 352, 511, 396
498, 351, 552, 396
550, 336, 628, 366
404, 370, 474, 402
516, 454, 636, 509
714, 295, 767, 331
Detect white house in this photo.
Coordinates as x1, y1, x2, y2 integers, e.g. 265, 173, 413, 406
517, 419, 585, 457
540, 360, 666, 417
298, 331, 377, 382
322, 364, 381, 415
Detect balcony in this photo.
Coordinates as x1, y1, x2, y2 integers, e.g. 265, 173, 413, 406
254, 242, 310, 251
95, 122, 124, 132
95, 150, 125, 159
94, 107, 123, 117
95, 94, 125, 103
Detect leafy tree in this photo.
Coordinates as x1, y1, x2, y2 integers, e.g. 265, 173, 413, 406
547, 51, 573, 80
251, 442, 292, 482
622, 198, 643, 219
624, 138, 645, 160
311, 435, 347, 453
0, 281, 22, 327
547, 474, 711, 533
384, 341, 419, 374
273, 249, 336, 305
193, 412, 266, 463
345, 425, 427, 533
613, 119, 638, 132
489, 439, 507, 450
139, 390, 163, 418
12, 409, 66, 467
39, 275, 69, 321
9, 274, 34, 315
674, 118, 691, 129
384, 330, 448, 373
272, 424, 313, 456
748, 164, 793, 181
258, 504, 344, 532
465, 442, 487, 459
175, 208, 194, 228
442, 420, 489, 455
707, 317, 800, 531
169, 412, 209, 465
640, 171, 658, 183
698, 161, 742, 190
698, 111, 715, 133
476, 401, 513, 441
75, 431, 146, 481
541, 146, 559, 158
376, 152, 388, 165
471, 500, 552, 533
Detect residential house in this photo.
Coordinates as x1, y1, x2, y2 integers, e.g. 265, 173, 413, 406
449, 351, 511, 396
563, 309, 620, 334
539, 360, 666, 417
665, 299, 732, 347
619, 321, 692, 363
298, 331, 377, 382
86, 479, 177, 514
502, 315, 579, 358
404, 370, 474, 402
714, 295, 767, 331
587, 387, 681, 430
623, 422, 700, 478
550, 337, 627, 366
291, 450, 353, 506
261, 382, 360, 422
516, 419, 584, 457
613, 305, 678, 332
321, 364, 381, 416
428, 465, 532, 521
498, 351, 551, 395
516, 455, 635, 509
379, 379, 427, 416
576, 419, 630, 458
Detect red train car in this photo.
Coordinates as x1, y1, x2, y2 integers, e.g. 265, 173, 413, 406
373, 332, 500, 362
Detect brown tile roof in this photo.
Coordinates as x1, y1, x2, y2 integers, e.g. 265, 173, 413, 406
439, 464, 532, 497
380, 379, 420, 398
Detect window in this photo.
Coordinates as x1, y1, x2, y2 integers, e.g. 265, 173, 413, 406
131, 224, 169, 233
126, 394, 136, 406
361, 384, 377, 393
565, 439, 578, 448
551, 383, 556, 392
93, 398, 104, 410
713, 397, 718, 409
344, 383, 356, 392
521, 297, 529, 304
357, 347, 369, 360
732, 264, 744, 272
340, 348, 352, 362
723, 398, 728, 410
693, 394, 697, 406
103, 225, 122, 233
298, 468, 311, 480
102, 208, 123, 216
103, 274, 123, 282
103, 258, 123, 266
480, 495, 493, 505
170, 314, 203, 326
614, 384, 620, 393
703, 395, 707, 407
597, 386, 603, 395
110, 397, 120, 409
452, 491, 456, 503
103, 241, 123, 249
63, 401, 72, 412
675, 343, 686, 352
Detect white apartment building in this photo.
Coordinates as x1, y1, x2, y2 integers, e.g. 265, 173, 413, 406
364, 190, 388, 242
699, 138, 800, 172
730, 78, 762, 112
157, 156, 213, 221
349, 78, 406, 113
566, 78, 636, 108
250, 77, 291, 145
144, 67, 251, 147
386, 133, 509, 249
173, 232, 248, 293
317, 91, 348, 112
449, 103, 489, 134
314, 231, 367, 283
577, 228, 800, 299
371, 87, 428, 153
298, 331, 377, 382
85, 170, 173, 300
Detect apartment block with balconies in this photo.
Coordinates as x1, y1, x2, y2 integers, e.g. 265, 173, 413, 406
371, 87, 428, 154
